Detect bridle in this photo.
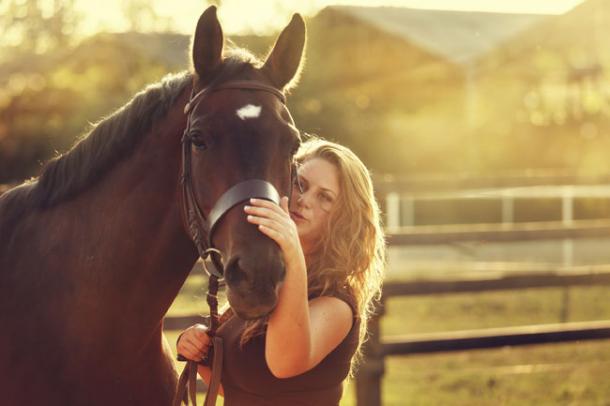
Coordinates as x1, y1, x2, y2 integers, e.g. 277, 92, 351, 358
180, 80, 287, 279
174, 79, 291, 406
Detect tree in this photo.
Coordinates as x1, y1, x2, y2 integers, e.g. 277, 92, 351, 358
121, 0, 173, 32
0, 0, 79, 56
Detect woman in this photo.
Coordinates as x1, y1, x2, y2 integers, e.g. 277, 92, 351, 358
176, 137, 386, 405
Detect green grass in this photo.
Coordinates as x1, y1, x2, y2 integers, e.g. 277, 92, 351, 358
382, 286, 610, 335
375, 340, 610, 406
167, 270, 610, 405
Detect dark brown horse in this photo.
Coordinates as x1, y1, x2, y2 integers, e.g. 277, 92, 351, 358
0, 6, 305, 405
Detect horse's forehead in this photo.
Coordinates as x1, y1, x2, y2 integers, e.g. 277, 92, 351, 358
236, 104, 262, 121
198, 89, 281, 114
209, 95, 290, 123
229, 92, 282, 112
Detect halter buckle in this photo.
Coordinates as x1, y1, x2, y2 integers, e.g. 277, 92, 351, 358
202, 248, 225, 279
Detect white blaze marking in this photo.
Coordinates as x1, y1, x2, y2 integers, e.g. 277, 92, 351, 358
236, 104, 262, 120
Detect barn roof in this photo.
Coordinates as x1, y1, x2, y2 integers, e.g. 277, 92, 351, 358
326, 6, 550, 65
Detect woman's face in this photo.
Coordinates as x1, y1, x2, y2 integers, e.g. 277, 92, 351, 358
289, 157, 340, 254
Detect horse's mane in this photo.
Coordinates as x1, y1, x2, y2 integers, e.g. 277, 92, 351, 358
33, 71, 192, 208
0, 49, 262, 234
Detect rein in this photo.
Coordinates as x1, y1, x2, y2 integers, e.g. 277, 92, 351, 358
173, 79, 285, 406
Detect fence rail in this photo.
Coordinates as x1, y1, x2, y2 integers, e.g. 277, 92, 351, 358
372, 172, 610, 194
383, 268, 610, 296
387, 219, 610, 245
382, 320, 610, 355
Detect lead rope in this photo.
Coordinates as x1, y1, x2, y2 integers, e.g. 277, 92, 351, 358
173, 267, 223, 406
203, 274, 222, 406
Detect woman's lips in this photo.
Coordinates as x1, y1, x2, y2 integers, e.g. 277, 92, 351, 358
291, 211, 306, 222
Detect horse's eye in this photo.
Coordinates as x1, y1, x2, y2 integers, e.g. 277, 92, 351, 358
192, 139, 207, 150
190, 131, 209, 150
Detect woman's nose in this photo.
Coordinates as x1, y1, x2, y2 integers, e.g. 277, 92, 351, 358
297, 191, 311, 208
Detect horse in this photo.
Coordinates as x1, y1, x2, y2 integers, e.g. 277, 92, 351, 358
0, 6, 305, 405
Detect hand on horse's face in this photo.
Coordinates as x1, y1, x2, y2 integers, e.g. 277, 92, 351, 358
245, 197, 304, 270
177, 324, 211, 362
245, 158, 341, 257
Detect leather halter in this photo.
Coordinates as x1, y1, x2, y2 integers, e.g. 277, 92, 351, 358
184, 80, 286, 115
180, 80, 285, 278
175, 79, 287, 406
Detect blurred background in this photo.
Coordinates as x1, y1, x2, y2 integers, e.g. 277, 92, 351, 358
2, 0, 610, 404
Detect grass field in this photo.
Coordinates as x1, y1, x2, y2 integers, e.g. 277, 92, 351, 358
167, 264, 610, 405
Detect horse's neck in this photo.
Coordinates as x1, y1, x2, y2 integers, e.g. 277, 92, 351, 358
55, 92, 197, 338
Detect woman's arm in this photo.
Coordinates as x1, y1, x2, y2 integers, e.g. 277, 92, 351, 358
245, 197, 353, 378
176, 324, 224, 396
267, 288, 353, 378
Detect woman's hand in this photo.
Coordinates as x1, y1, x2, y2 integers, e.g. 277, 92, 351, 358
176, 324, 211, 362
244, 196, 304, 269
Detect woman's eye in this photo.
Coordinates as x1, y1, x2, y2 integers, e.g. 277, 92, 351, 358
293, 175, 304, 188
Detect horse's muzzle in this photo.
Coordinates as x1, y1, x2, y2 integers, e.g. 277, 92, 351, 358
224, 255, 285, 320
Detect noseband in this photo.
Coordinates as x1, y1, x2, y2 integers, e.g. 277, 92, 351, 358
180, 80, 285, 279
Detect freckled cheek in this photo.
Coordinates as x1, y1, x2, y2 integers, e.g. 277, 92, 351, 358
313, 210, 329, 226
295, 223, 310, 241
308, 218, 325, 238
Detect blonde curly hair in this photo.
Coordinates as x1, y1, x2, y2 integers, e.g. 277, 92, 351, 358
294, 137, 386, 375
235, 136, 386, 376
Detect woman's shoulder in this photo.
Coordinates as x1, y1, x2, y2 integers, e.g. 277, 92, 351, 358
309, 286, 358, 320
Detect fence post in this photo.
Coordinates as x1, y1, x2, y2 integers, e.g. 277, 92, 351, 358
386, 192, 401, 229
501, 191, 514, 225
356, 297, 386, 406
560, 186, 573, 322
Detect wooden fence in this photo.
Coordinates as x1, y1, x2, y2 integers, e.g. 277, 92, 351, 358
354, 269, 610, 406
375, 173, 610, 230
353, 220, 610, 406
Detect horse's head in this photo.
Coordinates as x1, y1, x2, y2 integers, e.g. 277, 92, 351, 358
183, 6, 305, 320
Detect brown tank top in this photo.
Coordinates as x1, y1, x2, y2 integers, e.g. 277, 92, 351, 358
216, 291, 360, 406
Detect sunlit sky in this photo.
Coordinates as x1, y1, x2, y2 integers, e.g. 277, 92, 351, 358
73, 0, 585, 36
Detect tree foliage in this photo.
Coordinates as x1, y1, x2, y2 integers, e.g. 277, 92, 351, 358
1, 0, 79, 57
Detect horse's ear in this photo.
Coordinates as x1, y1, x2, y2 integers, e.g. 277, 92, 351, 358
262, 14, 306, 91
192, 6, 224, 81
